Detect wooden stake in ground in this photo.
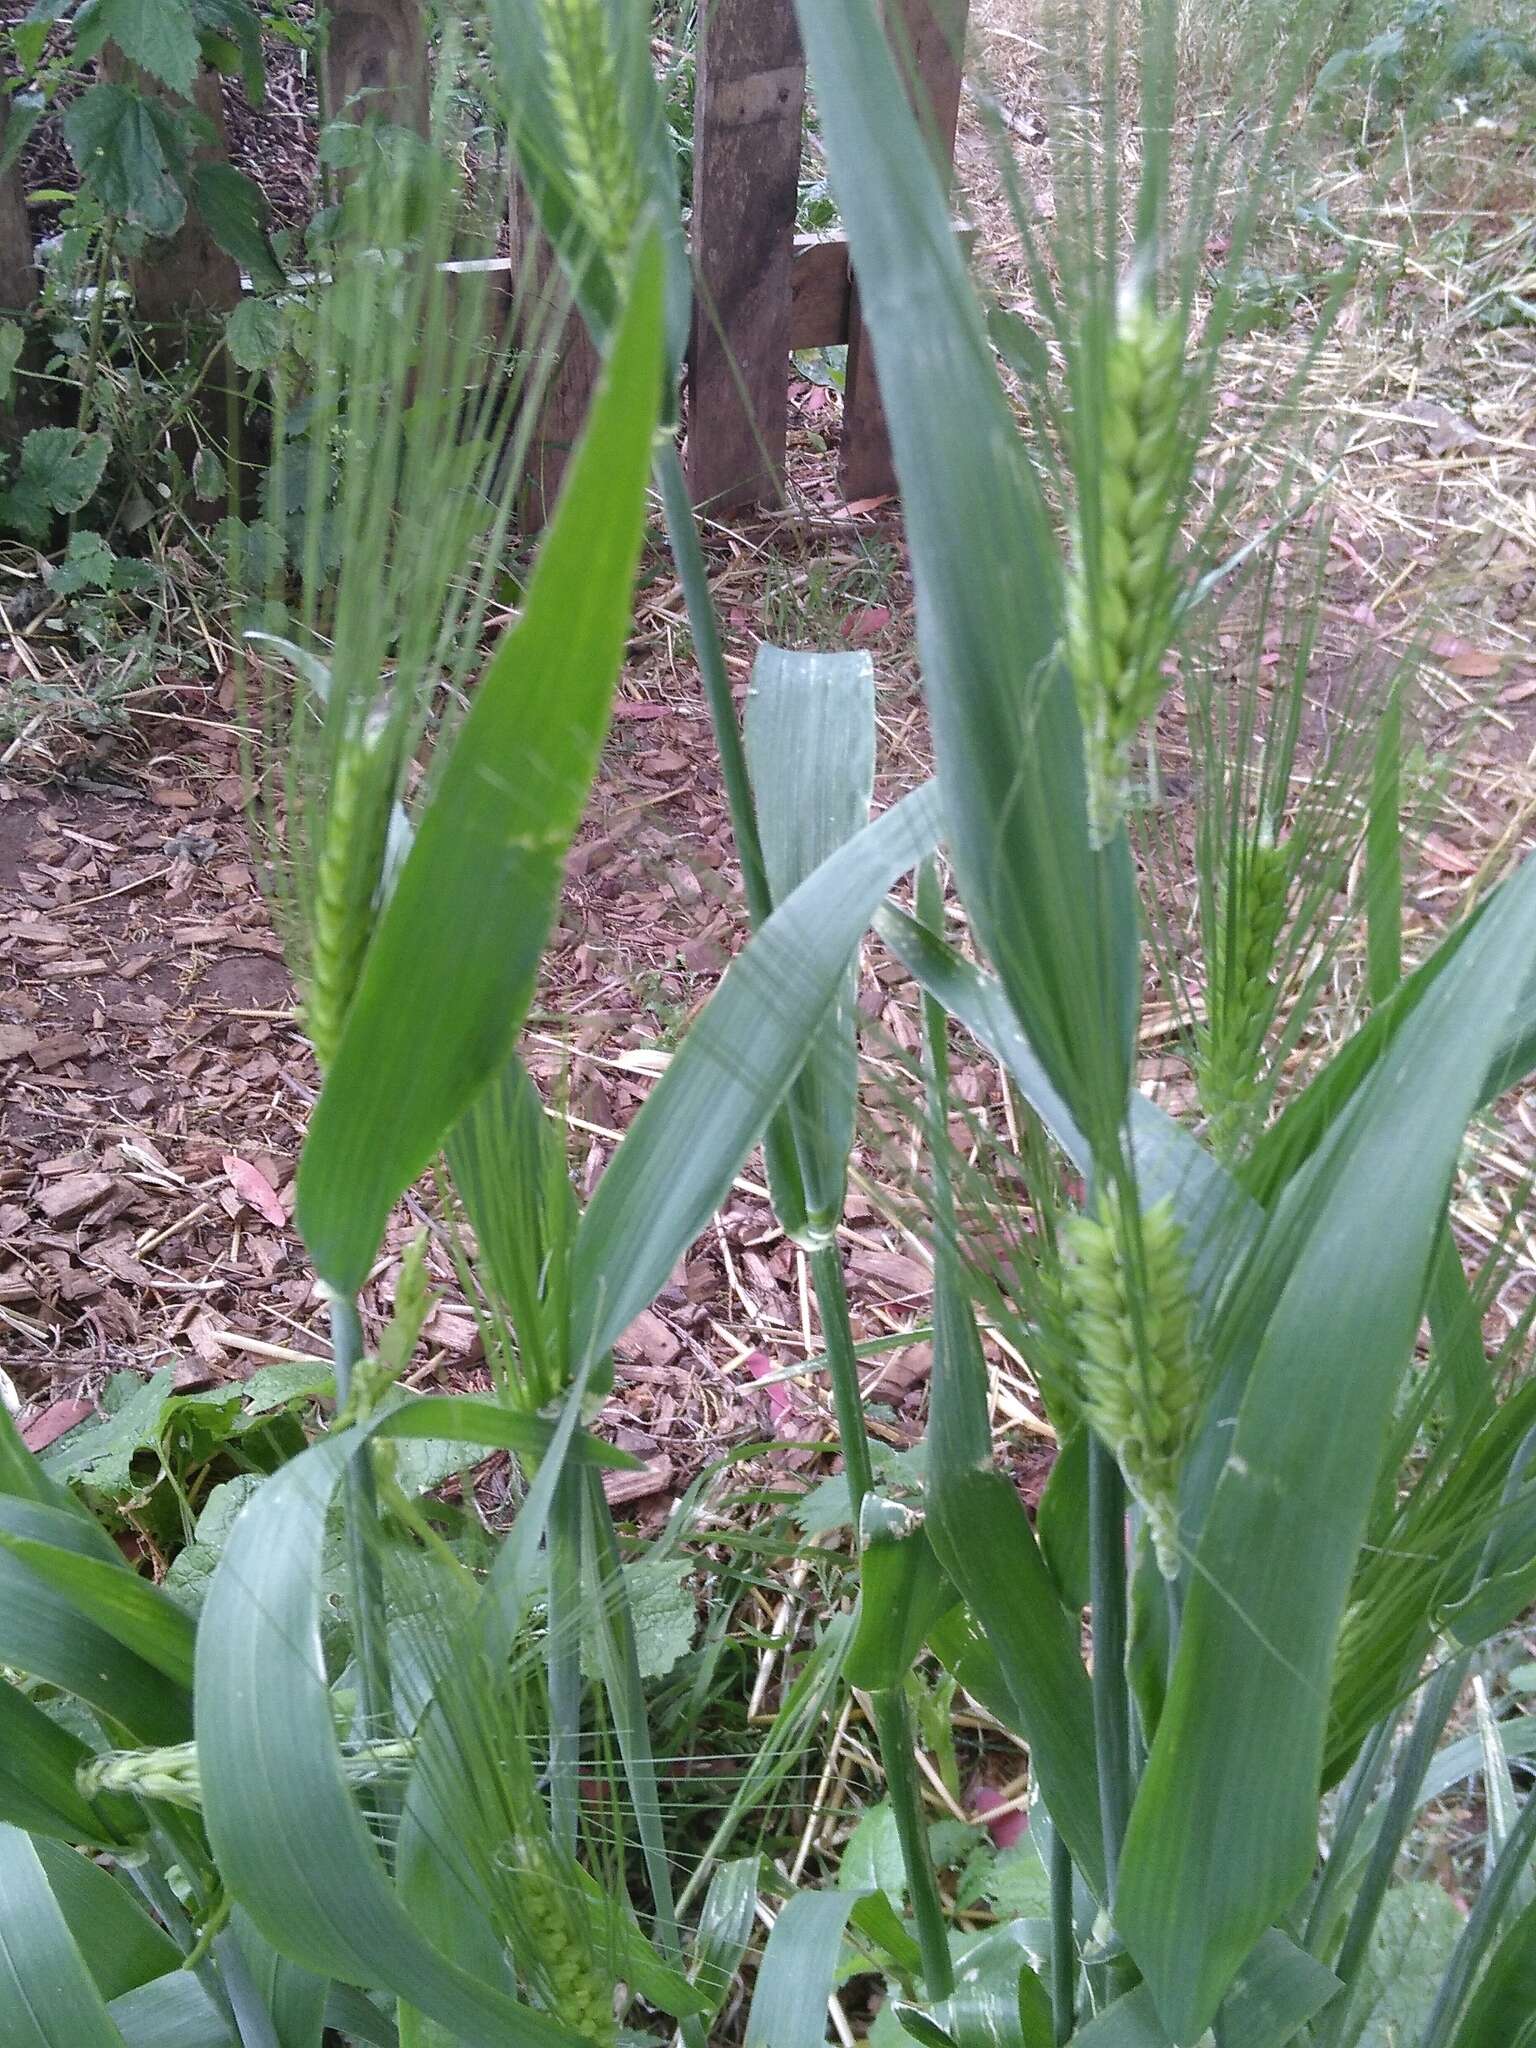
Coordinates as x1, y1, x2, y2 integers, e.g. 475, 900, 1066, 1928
509, 189, 602, 529
686, 0, 807, 513
0, 97, 37, 320
322, 0, 431, 134
841, 0, 969, 504
123, 69, 241, 330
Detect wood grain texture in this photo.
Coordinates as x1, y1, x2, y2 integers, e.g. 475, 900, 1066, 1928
510, 188, 601, 529
0, 99, 37, 317
124, 68, 241, 326
791, 236, 852, 352
686, 0, 806, 512
841, 0, 970, 503
323, 0, 431, 133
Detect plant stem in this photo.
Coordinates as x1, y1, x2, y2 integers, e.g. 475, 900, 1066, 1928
1050, 1822, 1077, 2041
871, 1686, 954, 2002
545, 1460, 584, 1853
330, 1297, 394, 1764
1087, 1436, 1132, 1903
809, 1241, 875, 1520
654, 441, 772, 928
1314, 1654, 1468, 2048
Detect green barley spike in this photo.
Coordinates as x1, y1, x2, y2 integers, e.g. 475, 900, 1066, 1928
305, 716, 395, 1072
1063, 1191, 1201, 1579
506, 1838, 618, 2047
1200, 825, 1290, 1160
540, 0, 641, 266
1065, 289, 1189, 846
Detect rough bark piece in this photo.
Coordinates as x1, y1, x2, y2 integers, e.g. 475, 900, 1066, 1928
686, 0, 806, 512
791, 236, 852, 353
841, 0, 970, 504
323, 0, 431, 133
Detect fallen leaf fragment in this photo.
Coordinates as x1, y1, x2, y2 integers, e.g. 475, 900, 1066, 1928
221, 1154, 288, 1228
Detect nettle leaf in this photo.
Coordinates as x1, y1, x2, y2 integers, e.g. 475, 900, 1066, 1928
192, 162, 284, 289
0, 427, 110, 540
224, 293, 285, 371
92, 0, 201, 98
1355, 1883, 1464, 2048
48, 529, 117, 596
583, 1560, 697, 1683
62, 83, 189, 238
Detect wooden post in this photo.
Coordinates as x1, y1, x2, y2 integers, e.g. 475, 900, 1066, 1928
686, 0, 806, 512
124, 69, 241, 328
322, 0, 431, 133
0, 98, 37, 319
840, 0, 969, 504
510, 189, 601, 528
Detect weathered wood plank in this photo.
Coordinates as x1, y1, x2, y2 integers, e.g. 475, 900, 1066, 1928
323, 0, 431, 133
509, 187, 601, 529
791, 236, 851, 353
0, 98, 37, 318
686, 0, 806, 512
841, 0, 970, 503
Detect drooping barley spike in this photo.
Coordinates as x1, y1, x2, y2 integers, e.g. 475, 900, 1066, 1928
1063, 1190, 1201, 1578
305, 714, 395, 1073
1064, 289, 1190, 845
1199, 825, 1290, 1159
503, 1837, 618, 2047
540, 0, 641, 267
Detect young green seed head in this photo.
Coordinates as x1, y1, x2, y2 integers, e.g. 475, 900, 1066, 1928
1064, 290, 1190, 845
1063, 1190, 1201, 1578
502, 1837, 618, 2047
305, 713, 396, 1072
1199, 824, 1291, 1159
540, 0, 642, 267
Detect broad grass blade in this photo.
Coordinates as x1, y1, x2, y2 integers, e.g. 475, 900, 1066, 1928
29, 1836, 181, 2000
845, 1495, 956, 1692
107, 1975, 235, 2048
0, 1823, 126, 2046
690, 1859, 761, 2028
908, 1921, 1054, 2047
745, 646, 876, 1235
744, 1891, 863, 2048
570, 779, 942, 1368
1071, 1930, 1338, 2045
0, 1681, 134, 1844
297, 236, 664, 1296
0, 1539, 190, 1744
0, 1513, 196, 1689
0, 1406, 88, 1519
1117, 852, 1536, 2037
794, 0, 1140, 1157
196, 1399, 593, 2045
928, 1235, 1104, 1898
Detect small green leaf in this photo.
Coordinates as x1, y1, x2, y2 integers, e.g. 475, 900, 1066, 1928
62, 84, 189, 238
48, 529, 117, 597
1354, 1883, 1462, 2048
224, 294, 284, 371
40, 1366, 174, 1496
846, 1495, 955, 1691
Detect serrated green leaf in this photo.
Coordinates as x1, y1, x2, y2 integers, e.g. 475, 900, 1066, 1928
49, 529, 118, 597
1352, 1883, 1462, 2048
96, 0, 201, 96
0, 426, 110, 540
41, 1367, 174, 1496
582, 1559, 696, 1682
62, 84, 188, 237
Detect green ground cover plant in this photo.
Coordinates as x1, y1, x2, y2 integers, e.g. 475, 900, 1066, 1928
0, 2, 1534, 2043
